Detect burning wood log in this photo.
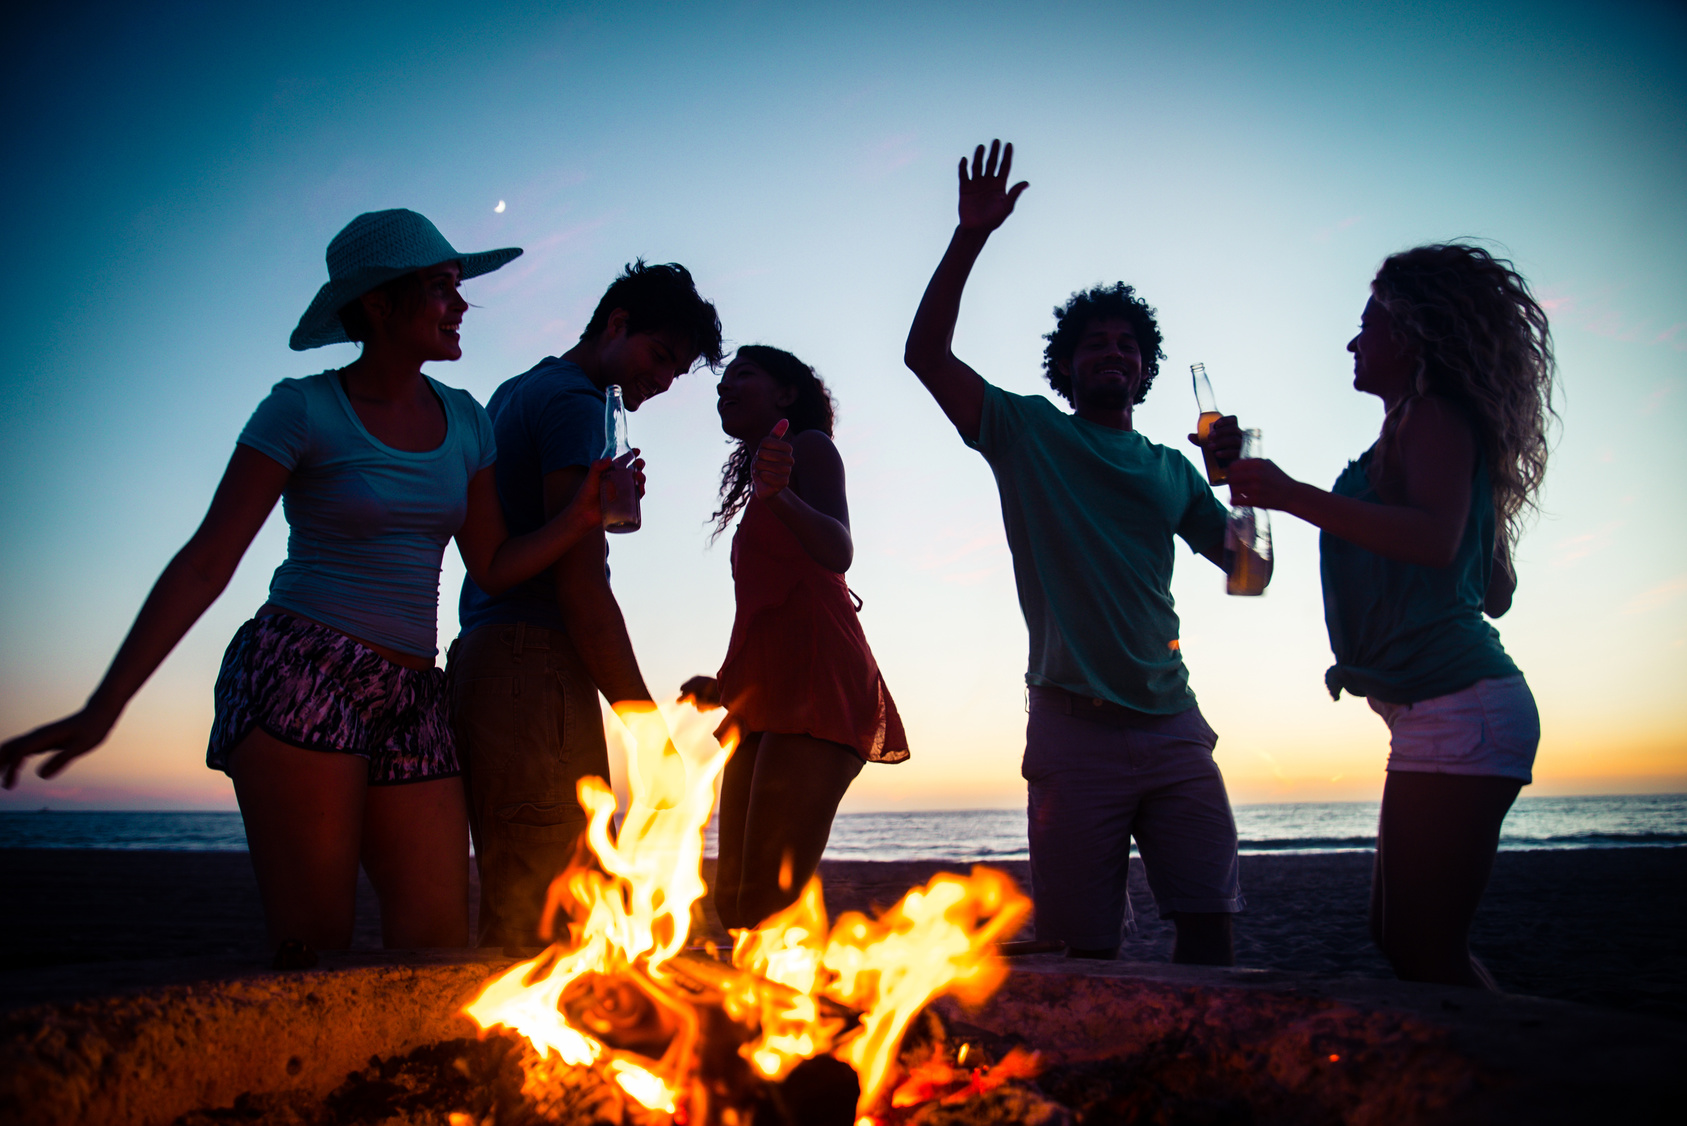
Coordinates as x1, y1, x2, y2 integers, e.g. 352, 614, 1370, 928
463, 702, 1032, 1124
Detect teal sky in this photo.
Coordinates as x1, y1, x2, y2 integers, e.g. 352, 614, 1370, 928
2, 0, 1683, 810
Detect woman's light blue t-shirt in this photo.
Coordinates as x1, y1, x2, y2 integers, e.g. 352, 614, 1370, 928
237, 371, 497, 658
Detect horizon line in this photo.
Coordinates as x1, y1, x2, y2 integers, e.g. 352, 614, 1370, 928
4, 791, 1683, 816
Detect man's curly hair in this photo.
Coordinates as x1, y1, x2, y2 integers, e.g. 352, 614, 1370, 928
1041, 283, 1165, 406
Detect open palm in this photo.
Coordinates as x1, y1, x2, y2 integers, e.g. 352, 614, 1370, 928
958, 139, 1030, 232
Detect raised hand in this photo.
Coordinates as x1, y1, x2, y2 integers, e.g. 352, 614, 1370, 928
752, 419, 794, 500
958, 140, 1030, 233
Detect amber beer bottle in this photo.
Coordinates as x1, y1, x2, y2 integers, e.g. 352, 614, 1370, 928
600, 384, 641, 534
1191, 363, 1228, 485
1224, 428, 1273, 596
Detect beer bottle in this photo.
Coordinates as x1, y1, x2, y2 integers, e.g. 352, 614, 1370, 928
1224, 428, 1273, 596
1192, 362, 1228, 485
600, 384, 641, 534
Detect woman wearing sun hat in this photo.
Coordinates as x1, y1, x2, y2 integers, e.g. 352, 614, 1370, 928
0, 209, 627, 955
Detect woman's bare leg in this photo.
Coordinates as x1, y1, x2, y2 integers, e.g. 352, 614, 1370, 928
712, 731, 761, 931
362, 776, 470, 947
732, 732, 864, 929
1371, 771, 1522, 987
229, 729, 367, 949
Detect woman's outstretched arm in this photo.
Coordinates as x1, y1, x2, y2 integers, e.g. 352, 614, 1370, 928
454, 456, 633, 596
753, 424, 853, 574
1226, 397, 1477, 568
1, 445, 289, 787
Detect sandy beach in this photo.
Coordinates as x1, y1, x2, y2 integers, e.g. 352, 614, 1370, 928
2, 847, 1682, 1020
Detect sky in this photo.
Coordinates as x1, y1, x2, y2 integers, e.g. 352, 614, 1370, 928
2, 0, 1683, 813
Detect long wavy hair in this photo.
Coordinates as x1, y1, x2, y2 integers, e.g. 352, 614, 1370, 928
1371, 243, 1558, 555
709, 345, 837, 539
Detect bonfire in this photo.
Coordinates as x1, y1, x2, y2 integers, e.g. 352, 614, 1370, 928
462, 702, 1032, 1125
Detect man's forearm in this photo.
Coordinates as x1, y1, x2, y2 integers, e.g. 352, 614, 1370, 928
905, 227, 989, 374
556, 567, 652, 705
903, 227, 991, 441
542, 466, 652, 704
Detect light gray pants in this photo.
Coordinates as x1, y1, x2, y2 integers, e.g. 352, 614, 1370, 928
1024, 687, 1243, 952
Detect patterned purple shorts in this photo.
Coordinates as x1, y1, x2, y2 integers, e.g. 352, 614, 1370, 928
208, 615, 459, 785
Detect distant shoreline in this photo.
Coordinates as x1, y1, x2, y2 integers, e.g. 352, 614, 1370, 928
4, 791, 1685, 813
5, 797, 1682, 858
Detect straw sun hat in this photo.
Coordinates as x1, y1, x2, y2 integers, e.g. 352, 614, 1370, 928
290, 209, 522, 351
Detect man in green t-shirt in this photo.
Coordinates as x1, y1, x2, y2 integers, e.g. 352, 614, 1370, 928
904, 141, 1253, 964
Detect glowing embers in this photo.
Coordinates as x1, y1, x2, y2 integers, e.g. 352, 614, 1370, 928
464, 700, 1031, 1122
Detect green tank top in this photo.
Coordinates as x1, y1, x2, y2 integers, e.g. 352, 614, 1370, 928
1319, 445, 1519, 704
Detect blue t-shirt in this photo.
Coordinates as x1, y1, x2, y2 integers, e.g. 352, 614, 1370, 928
458, 357, 606, 635
968, 383, 1229, 714
237, 371, 497, 658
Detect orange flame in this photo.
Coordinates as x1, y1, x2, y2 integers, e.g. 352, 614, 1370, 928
464, 701, 718, 1108
815, 866, 1029, 1111
464, 699, 1031, 1120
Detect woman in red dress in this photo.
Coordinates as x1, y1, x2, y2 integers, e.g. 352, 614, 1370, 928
681, 346, 908, 930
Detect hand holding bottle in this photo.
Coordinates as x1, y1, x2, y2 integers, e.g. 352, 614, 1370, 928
1188, 414, 1244, 479
601, 384, 643, 533
1185, 363, 1243, 484
571, 451, 644, 527
1224, 429, 1274, 596
1225, 457, 1299, 511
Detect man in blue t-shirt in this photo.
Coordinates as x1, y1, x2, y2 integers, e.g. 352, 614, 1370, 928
904, 141, 1254, 965
451, 261, 724, 950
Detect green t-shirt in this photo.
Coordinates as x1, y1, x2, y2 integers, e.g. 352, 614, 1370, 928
1320, 446, 1519, 704
968, 383, 1228, 714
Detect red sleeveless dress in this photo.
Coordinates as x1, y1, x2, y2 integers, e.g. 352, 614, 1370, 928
714, 496, 909, 764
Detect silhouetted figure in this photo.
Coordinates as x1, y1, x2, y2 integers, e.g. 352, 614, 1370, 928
903, 142, 1251, 965
450, 261, 723, 950
1, 209, 613, 954
681, 346, 908, 931
1227, 244, 1556, 988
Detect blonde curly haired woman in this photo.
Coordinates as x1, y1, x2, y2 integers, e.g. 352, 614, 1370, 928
1227, 244, 1555, 988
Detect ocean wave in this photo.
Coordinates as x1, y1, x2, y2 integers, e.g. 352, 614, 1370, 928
1239, 835, 1377, 853
1502, 831, 1687, 848
1235, 831, 1687, 854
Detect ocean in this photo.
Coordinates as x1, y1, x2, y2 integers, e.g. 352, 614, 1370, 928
2, 794, 1682, 861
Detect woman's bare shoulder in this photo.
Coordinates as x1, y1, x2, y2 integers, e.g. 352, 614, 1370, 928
791, 429, 843, 463
1396, 394, 1477, 438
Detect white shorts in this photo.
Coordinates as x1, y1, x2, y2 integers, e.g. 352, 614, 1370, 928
1369, 674, 1539, 783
